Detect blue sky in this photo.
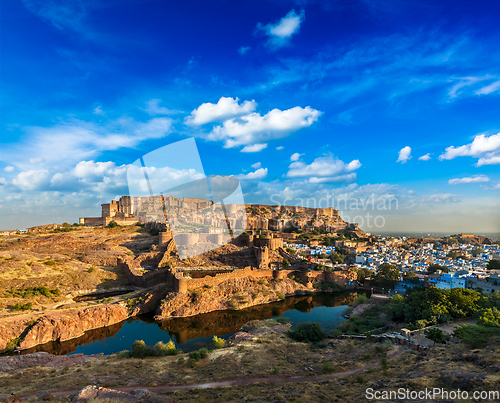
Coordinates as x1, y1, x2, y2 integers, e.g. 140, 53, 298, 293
1, 0, 499, 234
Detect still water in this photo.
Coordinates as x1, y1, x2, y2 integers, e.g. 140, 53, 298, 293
22, 292, 356, 356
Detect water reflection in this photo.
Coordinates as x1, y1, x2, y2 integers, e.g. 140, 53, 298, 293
20, 292, 357, 356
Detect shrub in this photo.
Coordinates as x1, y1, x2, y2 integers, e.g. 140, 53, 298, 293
271, 366, 280, 374
199, 348, 208, 358
356, 375, 365, 383
189, 350, 201, 361
212, 335, 225, 349
12, 302, 32, 311
106, 221, 119, 229
288, 322, 326, 343
276, 291, 285, 300
380, 357, 389, 371
154, 340, 177, 356
454, 324, 500, 348
87, 267, 95, 273
44, 260, 57, 266
131, 340, 148, 358
117, 350, 131, 359
322, 362, 334, 373
424, 327, 446, 344
190, 359, 197, 368
177, 357, 185, 364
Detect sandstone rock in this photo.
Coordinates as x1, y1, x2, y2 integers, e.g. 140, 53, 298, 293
71, 386, 174, 402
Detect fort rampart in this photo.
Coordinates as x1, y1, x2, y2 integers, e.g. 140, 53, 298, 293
117, 255, 356, 293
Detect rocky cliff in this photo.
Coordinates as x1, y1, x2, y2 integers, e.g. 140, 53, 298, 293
155, 276, 310, 320
0, 288, 162, 352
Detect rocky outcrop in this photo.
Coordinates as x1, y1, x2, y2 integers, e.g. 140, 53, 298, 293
0, 288, 164, 352
155, 276, 309, 320
71, 385, 175, 402
0, 352, 103, 372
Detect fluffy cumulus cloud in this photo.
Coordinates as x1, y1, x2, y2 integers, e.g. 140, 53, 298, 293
276, 146, 284, 150
290, 152, 301, 161
286, 155, 361, 183
240, 143, 268, 153
251, 162, 261, 169
185, 97, 257, 126
237, 167, 268, 181
439, 132, 500, 166
397, 146, 412, 164
256, 9, 305, 50
448, 175, 490, 185
418, 153, 431, 161
207, 106, 321, 149
4, 166, 14, 172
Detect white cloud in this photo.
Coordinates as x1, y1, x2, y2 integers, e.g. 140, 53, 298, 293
4, 166, 14, 172
185, 97, 257, 126
238, 46, 251, 55
419, 193, 461, 203
397, 146, 412, 164
286, 155, 361, 184
290, 152, 301, 161
439, 132, 500, 166
418, 153, 431, 161
237, 168, 268, 181
240, 143, 268, 153
448, 175, 490, 185
29, 157, 44, 164
276, 146, 284, 150
475, 80, 500, 95
144, 99, 181, 116
12, 170, 51, 191
207, 106, 321, 148
251, 162, 261, 169
256, 9, 305, 50
0, 178, 6, 186
93, 105, 104, 115
0, 117, 174, 169
309, 173, 358, 184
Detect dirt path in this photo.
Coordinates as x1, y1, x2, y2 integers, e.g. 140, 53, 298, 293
19, 347, 404, 399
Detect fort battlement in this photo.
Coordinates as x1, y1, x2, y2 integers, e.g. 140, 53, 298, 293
117, 252, 357, 293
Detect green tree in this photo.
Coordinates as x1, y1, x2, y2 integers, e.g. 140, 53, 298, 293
471, 248, 484, 257
106, 220, 119, 229
283, 259, 290, 268
447, 251, 458, 259
478, 307, 500, 327
373, 263, 400, 288
288, 322, 326, 343
487, 259, 500, 270
424, 327, 446, 344
330, 252, 345, 264
427, 264, 450, 274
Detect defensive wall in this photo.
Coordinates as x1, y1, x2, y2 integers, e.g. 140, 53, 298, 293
117, 254, 356, 293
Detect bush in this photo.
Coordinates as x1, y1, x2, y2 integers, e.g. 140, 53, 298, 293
288, 322, 327, 343
199, 348, 208, 358
154, 340, 177, 356
322, 362, 334, 373
478, 307, 500, 327
12, 302, 32, 311
189, 350, 201, 361
212, 335, 225, 349
424, 327, 447, 344
454, 324, 500, 348
276, 291, 285, 300
177, 357, 185, 364
131, 340, 148, 358
380, 357, 389, 371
